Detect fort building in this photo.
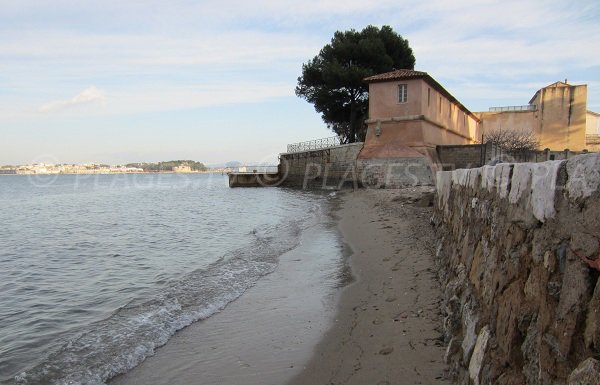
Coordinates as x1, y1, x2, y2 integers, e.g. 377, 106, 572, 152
361, 70, 481, 162
172, 165, 192, 173
362, 71, 599, 156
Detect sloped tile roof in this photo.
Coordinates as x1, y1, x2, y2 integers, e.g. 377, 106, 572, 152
364, 69, 428, 82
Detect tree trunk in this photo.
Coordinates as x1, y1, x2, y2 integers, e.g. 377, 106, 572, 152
349, 99, 356, 143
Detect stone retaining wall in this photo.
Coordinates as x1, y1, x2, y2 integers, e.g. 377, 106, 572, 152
278, 143, 434, 189
436, 143, 499, 170
279, 143, 365, 188
357, 157, 434, 188
433, 153, 600, 385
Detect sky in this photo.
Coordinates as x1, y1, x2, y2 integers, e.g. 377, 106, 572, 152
1, 0, 599, 166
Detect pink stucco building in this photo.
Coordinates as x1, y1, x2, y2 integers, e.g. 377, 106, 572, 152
360, 70, 481, 162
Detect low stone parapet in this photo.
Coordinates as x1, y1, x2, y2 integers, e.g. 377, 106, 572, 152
433, 153, 600, 384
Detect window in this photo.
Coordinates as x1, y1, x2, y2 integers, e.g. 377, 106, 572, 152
398, 84, 407, 103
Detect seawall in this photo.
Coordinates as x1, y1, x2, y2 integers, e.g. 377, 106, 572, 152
228, 172, 281, 187
279, 143, 364, 188
432, 153, 600, 384
279, 143, 434, 189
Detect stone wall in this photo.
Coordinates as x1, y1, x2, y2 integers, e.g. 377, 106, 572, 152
436, 144, 593, 171
437, 143, 502, 170
279, 143, 434, 189
432, 153, 600, 385
228, 173, 281, 187
279, 143, 365, 189
357, 157, 434, 188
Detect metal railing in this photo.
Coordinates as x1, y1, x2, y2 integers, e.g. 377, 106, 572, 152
586, 134, 600, 145
489, 105, 537, 112
286, 136, 342, 153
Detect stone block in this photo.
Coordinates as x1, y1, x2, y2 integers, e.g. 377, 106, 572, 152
566, 153, 600, 200
567, 358, 600, 385
469, 326, 491, 385
461, 303, 479, 363
584, 278, 600, 350
508, 163, 532, 205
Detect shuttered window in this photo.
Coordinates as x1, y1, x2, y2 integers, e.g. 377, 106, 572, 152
398, 84, 408, 103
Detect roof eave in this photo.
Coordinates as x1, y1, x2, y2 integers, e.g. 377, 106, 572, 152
419, 75, 480, 122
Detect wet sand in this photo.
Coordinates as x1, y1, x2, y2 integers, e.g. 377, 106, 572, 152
109, 201, 349, 385
288, 188, 449, 385
110, 189, 449, 385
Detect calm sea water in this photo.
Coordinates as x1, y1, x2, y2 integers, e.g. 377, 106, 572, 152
0, 173, 336, 385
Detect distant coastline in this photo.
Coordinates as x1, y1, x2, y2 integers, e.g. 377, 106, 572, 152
0, 160, 278, 176
0, 160, 277, 176
0, 170, 231, 176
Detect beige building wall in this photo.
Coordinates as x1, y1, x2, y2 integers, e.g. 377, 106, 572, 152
586, 111, 600, 152
477, 82, 590, 151
586, 111, 600, 135
531, 83, 587, 151
417, 80, 480, 143
476, 110, 537, 136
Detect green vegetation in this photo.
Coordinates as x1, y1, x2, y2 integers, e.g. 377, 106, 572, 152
125, 160, 207, 172
296, 25, 415, 143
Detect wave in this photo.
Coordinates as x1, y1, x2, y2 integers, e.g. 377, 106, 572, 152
13, 218, 305, 385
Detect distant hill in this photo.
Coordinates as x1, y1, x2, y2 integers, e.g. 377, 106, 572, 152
125, 160, 207, 172
225, 161, 242, 168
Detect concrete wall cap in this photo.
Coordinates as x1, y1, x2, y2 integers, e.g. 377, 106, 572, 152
566, 153, 600, 200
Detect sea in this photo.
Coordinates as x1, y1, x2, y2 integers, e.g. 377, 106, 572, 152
0, 173, 344, 385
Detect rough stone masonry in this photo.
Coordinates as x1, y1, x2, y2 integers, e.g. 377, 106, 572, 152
432, 153, 600, 385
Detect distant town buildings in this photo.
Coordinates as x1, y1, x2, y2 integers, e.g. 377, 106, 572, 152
0, 163, 265, 175
0, 163, 144, 175
172, 165, 192, 173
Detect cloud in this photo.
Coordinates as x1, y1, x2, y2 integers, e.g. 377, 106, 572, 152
39, 86, 106, 112
105, 82, 294, 116
386, 0, 600, 111
2, 0, 600, 165
1, 0, 598, 117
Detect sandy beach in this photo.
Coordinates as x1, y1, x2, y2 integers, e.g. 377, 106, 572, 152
110, 188, 448, 385
288, 188, 448, 385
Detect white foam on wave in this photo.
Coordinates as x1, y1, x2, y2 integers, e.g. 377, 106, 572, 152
14, 214, 314, 385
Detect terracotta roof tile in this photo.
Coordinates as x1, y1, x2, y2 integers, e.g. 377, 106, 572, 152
364, 69, 428, 83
